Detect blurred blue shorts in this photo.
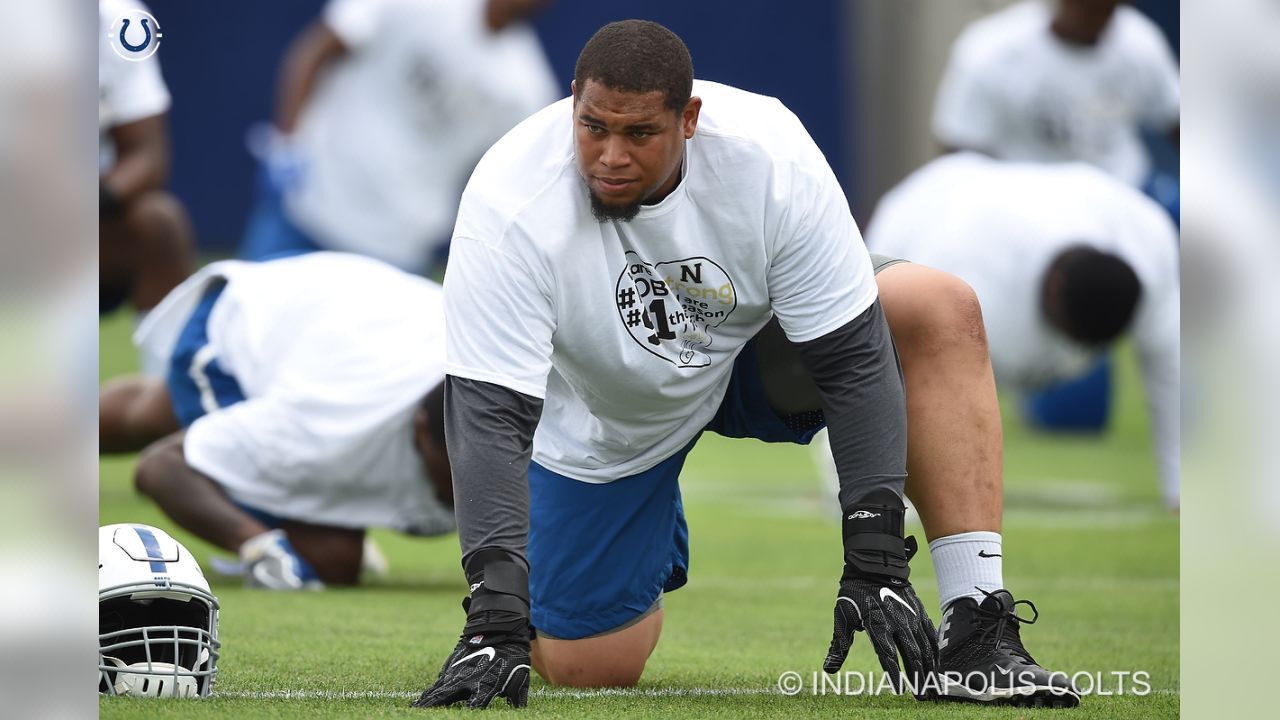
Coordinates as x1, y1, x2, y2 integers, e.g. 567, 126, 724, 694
1021, 355, 1112, 433
165, 282, 246, 427
238, 167, 322, 262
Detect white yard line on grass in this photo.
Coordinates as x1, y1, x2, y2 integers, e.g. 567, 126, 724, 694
218, 691, 416, 700
217, 688, 774, 700
216, 687, 1179, 700
688, 575, 1178, 592
537, 687, 775, 699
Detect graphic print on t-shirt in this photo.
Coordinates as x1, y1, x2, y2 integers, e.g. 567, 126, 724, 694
1029, 88, 1121, 159
615, 251, 737, 368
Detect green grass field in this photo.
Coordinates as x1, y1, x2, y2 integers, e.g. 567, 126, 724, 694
98, 309, 1178, 719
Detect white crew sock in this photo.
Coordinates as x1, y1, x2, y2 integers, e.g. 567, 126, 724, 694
929, 531, 1004, 611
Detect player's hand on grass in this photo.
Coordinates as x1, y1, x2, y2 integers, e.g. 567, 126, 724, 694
821, 489, 938, 699
823, 573, 937, 698
413, 630, 531, 709
413, 549, 533, 709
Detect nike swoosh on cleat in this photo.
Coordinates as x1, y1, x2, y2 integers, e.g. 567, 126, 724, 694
450, 647, 496, 667
879, 587, 917, 615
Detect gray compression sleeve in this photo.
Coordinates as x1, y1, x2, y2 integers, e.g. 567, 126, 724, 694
792, 299, 908, 507
444, 376, 544, 570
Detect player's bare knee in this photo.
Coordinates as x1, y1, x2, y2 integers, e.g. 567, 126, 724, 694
132, 434, 183, 499
532, 641, 648, 688
282, 523, 364, 586
938, 273, 988, 350
124, 191, 194, 250
531, 610, 660, 688
125, 190, 177, 225
903, 271, 988, 358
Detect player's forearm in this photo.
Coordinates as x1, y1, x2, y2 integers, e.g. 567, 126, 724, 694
484, 0, 549, 31
133, 433, 265, 552
103, 116, 170, 204
444, 376, 543, 569
795, 300, 908, 507
274, 22, 347, 134
102, 153, 164, 204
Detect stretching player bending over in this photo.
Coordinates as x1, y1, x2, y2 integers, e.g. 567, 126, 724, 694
99, 253, 456, 588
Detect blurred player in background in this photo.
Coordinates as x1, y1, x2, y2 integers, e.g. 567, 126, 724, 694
240, 0, 558, 273
99, 0, 195, 354
933, 0, 1179, 189
98, 252, 456, 589
868, 152, 1179, 511
931, 0, 1179, 437
413, 20, 1076, 710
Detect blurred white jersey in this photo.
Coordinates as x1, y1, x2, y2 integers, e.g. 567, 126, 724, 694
135, 253, 455, 535
868, 153, 1179, 507
932, 0, 1180, 186
98, 0, 171, 170
445, 80, 878, 481
285, 0, 560, 272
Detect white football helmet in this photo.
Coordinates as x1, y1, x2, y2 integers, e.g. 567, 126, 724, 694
98, 524, 220, 697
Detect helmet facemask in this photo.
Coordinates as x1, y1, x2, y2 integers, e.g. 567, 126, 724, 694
98, 525, 221, 698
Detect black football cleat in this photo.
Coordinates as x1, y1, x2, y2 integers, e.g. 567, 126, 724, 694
935, 588, 1080, 708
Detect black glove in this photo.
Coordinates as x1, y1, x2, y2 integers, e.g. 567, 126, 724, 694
413, 549, 532, 709
822, 489, 938, 699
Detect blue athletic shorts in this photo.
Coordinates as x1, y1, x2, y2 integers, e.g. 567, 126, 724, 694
528, 340, 826, 640
166, 282, 247, 427
238, 167, 323, 262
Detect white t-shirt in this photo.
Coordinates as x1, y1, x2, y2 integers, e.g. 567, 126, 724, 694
867, 152, 1179, 506
932, 0, 1180, 186
284, 0, 560, 272
98, 0, 171, 171
134, 252, 455, 535
445, 80, 878, 482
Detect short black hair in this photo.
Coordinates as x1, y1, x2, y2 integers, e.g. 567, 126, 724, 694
574, 20, 693, 112
1045, 246, 1142, 345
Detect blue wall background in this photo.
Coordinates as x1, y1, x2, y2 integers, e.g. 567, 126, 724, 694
150, 0, 325, 250
148, 1, 1174, 252
149, 0, 845, 251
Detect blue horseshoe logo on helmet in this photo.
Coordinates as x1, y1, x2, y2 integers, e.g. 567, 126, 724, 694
119, 18, 152, 53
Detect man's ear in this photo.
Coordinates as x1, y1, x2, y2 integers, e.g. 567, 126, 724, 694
682, 96, 702, 139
